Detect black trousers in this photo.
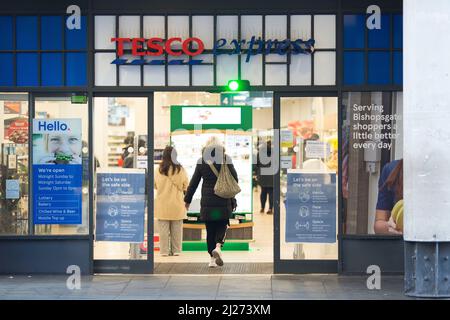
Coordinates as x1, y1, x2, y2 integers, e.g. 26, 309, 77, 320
260, 186, 274, 210
205, 220, 228, 256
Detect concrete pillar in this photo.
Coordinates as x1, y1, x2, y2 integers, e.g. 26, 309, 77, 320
404, 0, 450, 297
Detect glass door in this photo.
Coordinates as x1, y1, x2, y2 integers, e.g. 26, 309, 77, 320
274, 93, 338, 273
93, 95, 152, 273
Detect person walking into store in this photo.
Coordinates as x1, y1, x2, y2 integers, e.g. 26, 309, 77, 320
374, 159, 403, 235
257, 140, 274, 214
184, 137, 239, 268
154, 146, 189, 256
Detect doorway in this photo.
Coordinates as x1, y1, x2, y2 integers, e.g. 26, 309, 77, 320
274, 93, 339, 274
152, 91, 274, 274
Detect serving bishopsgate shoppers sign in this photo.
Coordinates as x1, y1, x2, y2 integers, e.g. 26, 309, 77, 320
111, 36, 315, 65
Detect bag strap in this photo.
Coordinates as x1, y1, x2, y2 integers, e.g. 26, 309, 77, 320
206, 160, 220, 177
166, 174, 184, 193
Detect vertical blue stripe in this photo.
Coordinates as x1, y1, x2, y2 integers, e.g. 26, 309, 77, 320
0, 16, 13, 50
368, 51, 391, 85
41, 16, 63, 50
393, 52, 403, 85
368, 14, 391, 48
393, 15, 403, 49
0, 53, 14, 86
16, 16, 38, 50
66, 53, 87, 86
65, 16, 87, 50
344, 52, 364, 85
41, 53, 63, 86
344, 15, 365, 49
17, 53, 38, 86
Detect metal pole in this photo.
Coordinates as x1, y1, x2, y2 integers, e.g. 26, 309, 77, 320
404, 0, 450, 298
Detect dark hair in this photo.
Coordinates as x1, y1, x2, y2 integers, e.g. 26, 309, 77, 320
383, 159, 403, 201
159, 146, 182, 176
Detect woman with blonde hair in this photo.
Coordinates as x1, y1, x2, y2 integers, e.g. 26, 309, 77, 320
154, 146, 189, 256
184, 137, 238, 268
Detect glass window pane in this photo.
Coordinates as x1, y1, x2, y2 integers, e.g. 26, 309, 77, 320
344, 15, 365, 49
265, 64, 287, 86
217, 16, 238, 49
314, 15, 336, 49
168, 55, 189, 86
265, 15, 287, 39
95, 16, 116, 49
314, 52, 336, 85
16, 16, 38, 50
290, 54, 311, 85
41, 53, 63, 86
95, 53, 117, 86
241, 54, 262, 86
0, 16, 13, 50
192, 16, 214, 50
119, 55, 141, 86
0, 54, 14, 86
393, 15, 403, 49
0, 93, 29, 235
280, 97, 338, 260
168, 16, 189, 40
17, 53, 38, 86
241, 15, 263, 40
41, 16, 63, 50
368, 51, 391, 85
65, 16, 87, 50
66, 53, 87, 86
344, 52, 365, 85
368, 14, 391, 48
93, 97, 148, 260
119, 16, 140, 50
342, 92, 403, 235
291, 15, 311, 40
143, 16, 165, 38
192, 65, 213, 86
34, 97, 89, 235
216, 54, 238, 86
143, 65, 165, 86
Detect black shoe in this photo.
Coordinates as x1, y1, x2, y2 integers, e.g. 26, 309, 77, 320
266, 209, 273, 214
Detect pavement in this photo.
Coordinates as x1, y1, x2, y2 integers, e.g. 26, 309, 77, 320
0, 274, 416, 300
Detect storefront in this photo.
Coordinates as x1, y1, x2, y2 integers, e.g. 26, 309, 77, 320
0, 0, 403, 274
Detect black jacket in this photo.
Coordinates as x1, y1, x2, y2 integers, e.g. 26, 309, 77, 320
184, 154, 238, 221
256, 148, 273, 188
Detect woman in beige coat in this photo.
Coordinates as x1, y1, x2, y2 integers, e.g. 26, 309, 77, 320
154, 146, 189, 256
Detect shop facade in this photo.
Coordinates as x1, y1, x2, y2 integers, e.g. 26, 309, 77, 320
0, 0, 403, 275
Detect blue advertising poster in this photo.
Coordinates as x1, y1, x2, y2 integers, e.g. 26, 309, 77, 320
95, 170, 146, 243
285, 171, 336, 243
32, 119, 83, 224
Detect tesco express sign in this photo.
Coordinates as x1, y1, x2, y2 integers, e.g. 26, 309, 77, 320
111, 36, 315, 65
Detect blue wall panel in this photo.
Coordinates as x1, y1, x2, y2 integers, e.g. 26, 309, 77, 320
65, 16, 87, 50
368, 14, 391, 48
0, 16, 13, 50
368, 51, 391, 85
16, 16, 38, 50
66, 53, 87, 86
41, 53, 63, 86
0, 53, 14, 86
344, 52, 364, 85
344, 15, 365, 49
16, 53, 38, 86
41, 16, 63, 50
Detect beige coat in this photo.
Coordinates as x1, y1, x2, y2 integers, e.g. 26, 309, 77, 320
154, 167, 189, 220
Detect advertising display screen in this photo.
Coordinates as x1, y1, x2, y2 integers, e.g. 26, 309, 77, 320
32, 119, 82, 224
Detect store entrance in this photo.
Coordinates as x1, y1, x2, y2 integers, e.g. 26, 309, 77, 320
153, 92, 274, 274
